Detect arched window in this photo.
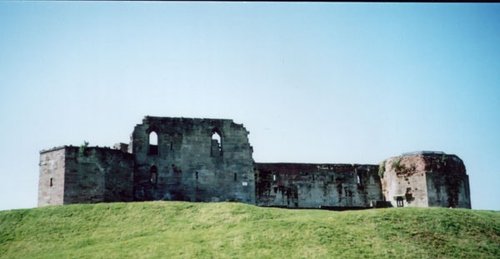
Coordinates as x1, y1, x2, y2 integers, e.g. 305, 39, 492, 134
150, 166, 158, 185
149, 131, 158, 145
149, 131, 158, 155
211, 129, 222, 157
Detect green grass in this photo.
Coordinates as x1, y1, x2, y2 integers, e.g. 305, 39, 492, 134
1, 202, 499, 258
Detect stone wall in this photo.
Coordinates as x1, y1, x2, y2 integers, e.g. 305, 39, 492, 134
38, 148, 66, 206
63, 146, 134, 204
380, 155, 429, 208
380, 152, 471, 208
424, 154, 471, 208
38, 116, 472, 210
255, 163, 383, 209
38, 146, 134, 206
131, 116, 255, 203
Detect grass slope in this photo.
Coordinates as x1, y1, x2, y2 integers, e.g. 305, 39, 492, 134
0, 202, 499, 258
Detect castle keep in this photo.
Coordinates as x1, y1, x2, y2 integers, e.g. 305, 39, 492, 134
38, 116, 471, 209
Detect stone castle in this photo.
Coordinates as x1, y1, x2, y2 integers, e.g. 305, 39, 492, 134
38, 116, 471, 209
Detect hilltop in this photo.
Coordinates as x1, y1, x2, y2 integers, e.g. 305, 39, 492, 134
1, 202, 499, 258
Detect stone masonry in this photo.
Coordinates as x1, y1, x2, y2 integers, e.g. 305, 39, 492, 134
256, 163, 382, 209
131, 117, 255, 203
380, 152, 471, 208
38, 116, 471, 209
39, 146, 133, 205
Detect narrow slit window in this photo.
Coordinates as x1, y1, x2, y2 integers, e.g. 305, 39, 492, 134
49, 178, 53, 187
150, 166, 158, 185
234, 173, 237, 182
195, 171, 199, 180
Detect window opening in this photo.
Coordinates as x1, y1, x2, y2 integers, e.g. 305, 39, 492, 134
234, 173, 237, 182
195, 171, 199, 180
396, 196, 404, 207
272, 174, 277, 181
49, 178, 53, 187
150, 166, 158, 185
357, 175, 361, 185
149, 131, 158, 155
211, 130, 222, 156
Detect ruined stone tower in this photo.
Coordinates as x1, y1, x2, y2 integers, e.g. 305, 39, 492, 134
379, 152, 471, 208
38, 116, 255, 206
38, 116, 471, 209
38, 147, 133, 206
130, 116, 255, 203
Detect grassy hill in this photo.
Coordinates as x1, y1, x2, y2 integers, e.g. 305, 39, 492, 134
0, 202, 499, 258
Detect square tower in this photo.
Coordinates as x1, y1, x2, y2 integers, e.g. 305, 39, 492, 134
38, 146, 134, 206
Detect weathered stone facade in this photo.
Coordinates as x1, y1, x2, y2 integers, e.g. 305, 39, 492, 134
255, 163, 382, 209
38, 146, 133, 206
131, 117, 255, 203
38, 116, 471, 209
380, 152, 471, 208
39, 148, 66, 206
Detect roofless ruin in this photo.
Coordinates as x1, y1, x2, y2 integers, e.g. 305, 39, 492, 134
39, 116, 471, 209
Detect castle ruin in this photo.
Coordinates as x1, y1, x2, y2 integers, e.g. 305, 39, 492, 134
38, 116, 471, 209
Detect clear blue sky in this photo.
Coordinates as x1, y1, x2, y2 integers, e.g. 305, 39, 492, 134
1, 2, 499, 211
